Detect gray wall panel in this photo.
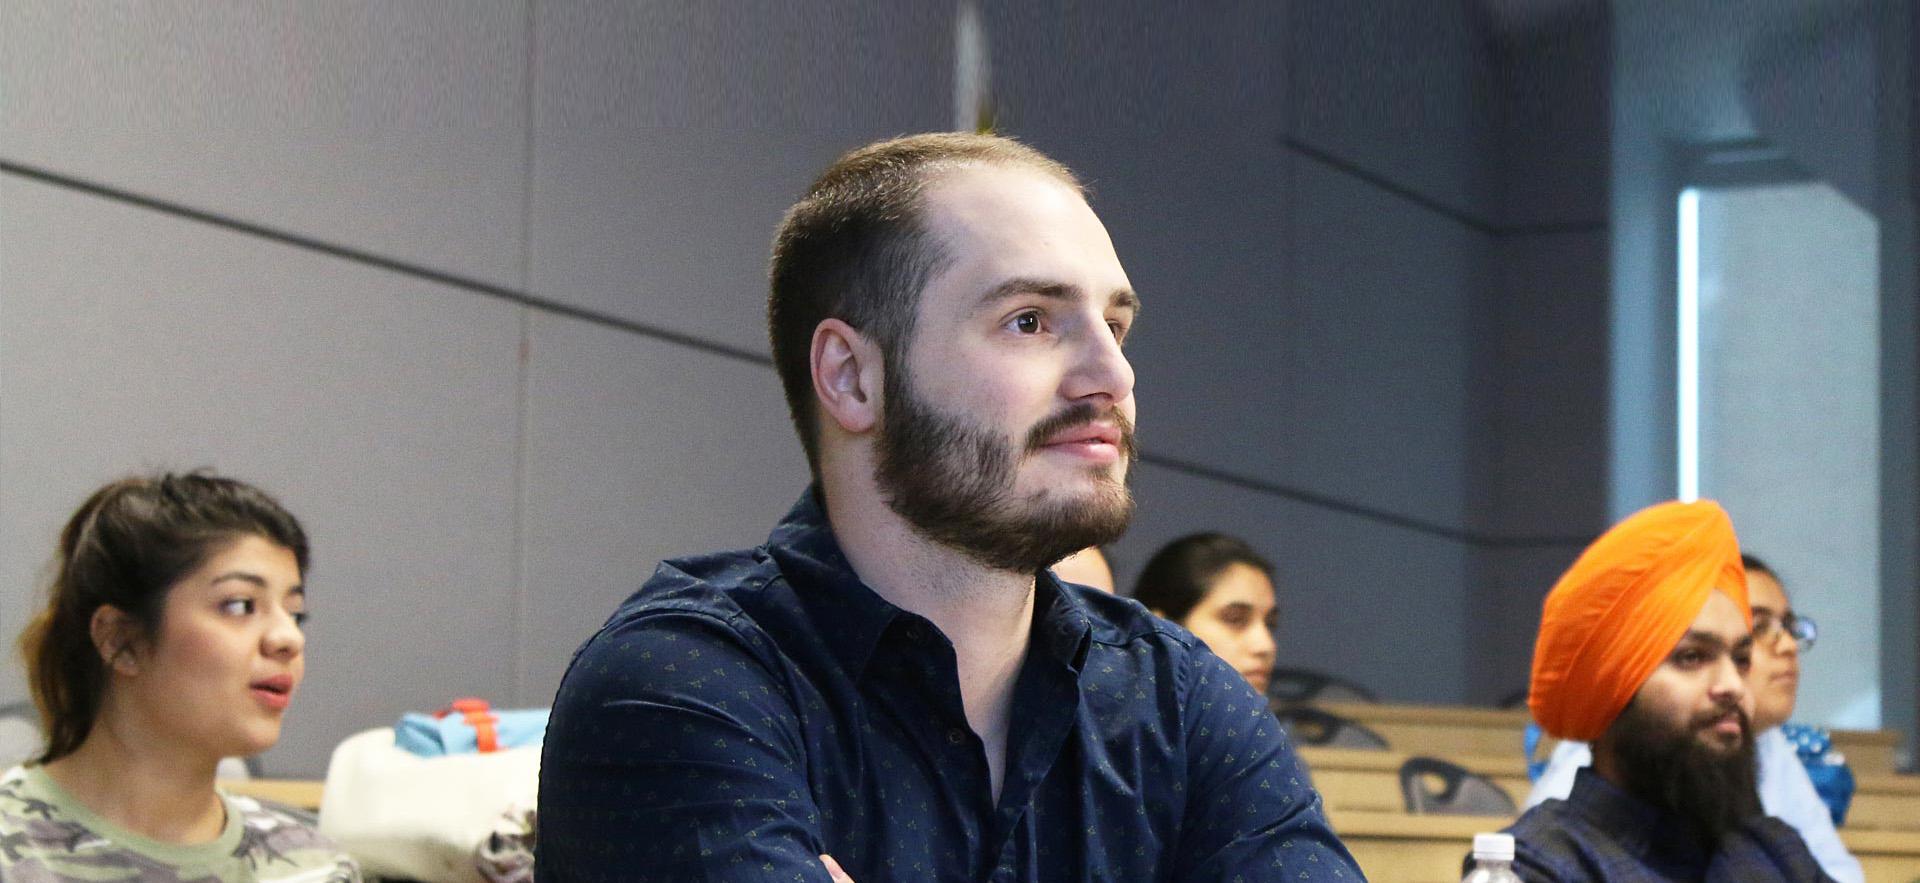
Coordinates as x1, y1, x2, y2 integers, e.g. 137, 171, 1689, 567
1111, 462, 1472, 705
1493, 9, 1611, 229
528, 0, 952, 354
1288, 157, 1490, 532
984, 0, 1287, 134
0, 1, 531, 288
1484, 232, 1610, 539
0, 176, 524, 777
1290, 0, 1497, 222
1466, 543, 1582, 705
516, 313, 809, 705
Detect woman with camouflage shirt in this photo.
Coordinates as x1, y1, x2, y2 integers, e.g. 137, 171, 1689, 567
4, 473, 356, 882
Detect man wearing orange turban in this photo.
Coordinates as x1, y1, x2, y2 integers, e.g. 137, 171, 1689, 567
1486, 501, 1833, 882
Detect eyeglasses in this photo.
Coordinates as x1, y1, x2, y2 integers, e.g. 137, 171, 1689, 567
1752, 611, 1818, 652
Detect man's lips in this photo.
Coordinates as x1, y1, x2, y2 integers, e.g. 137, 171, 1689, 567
1042, 423, 1122, 447
1703, 711, 1743, 736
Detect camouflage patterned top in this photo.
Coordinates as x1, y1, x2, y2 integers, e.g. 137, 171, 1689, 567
0, 766, 358, 882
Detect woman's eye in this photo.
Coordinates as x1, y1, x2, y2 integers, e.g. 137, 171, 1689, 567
290, 611, 310, 627
220, 598, 256, 616
1011, 312, 1042, 334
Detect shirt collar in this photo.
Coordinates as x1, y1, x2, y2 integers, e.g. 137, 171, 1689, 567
767, 488, 1095, 676
1032, 570, 1095, 672
766, 488, 906, 677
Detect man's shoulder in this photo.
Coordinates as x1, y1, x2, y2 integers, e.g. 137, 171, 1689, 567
1503, 799, 1613, 879
556, 546, 799, 697
1069, 581, 1197, 651
593, 547, 786, 638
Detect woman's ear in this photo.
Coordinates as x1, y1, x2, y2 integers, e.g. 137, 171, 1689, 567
810, 318, 885, 436
90, 605, 142, 676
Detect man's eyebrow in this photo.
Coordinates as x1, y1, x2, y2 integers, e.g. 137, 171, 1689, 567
976, 277, 1078, 309
975, 279, 1141, 314
1677, 630, 1731, 652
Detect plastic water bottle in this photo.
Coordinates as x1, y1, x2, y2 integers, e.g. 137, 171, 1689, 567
1462, 833, 1522, 883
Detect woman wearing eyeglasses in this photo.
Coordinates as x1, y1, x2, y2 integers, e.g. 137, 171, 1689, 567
1522, 553, 1863, 883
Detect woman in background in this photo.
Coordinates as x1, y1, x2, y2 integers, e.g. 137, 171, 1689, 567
4, 472, 357, 882
1131, 532, 1278, 695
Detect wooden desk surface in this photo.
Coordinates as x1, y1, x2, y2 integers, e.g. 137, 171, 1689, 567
219, 778, 323, 811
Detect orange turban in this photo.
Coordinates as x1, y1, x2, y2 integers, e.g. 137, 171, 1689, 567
1528, 500, 1748, 741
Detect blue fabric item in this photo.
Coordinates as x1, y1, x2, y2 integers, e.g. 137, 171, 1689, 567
395, 707, 549, 757
1494, 767, 1832, 881
1525, 722, 1547, 782
1781, 722, 1855, 826
538, 489, 1361, 883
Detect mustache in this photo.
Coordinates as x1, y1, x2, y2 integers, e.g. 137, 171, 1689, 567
1689, 703, 1750, 735
1024, 403, 1138, 459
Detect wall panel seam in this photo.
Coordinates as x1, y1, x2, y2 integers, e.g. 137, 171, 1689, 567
0, 161, 1594, 552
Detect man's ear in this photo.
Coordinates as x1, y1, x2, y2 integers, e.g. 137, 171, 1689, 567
89, 605, 143, 676
811, 318, 884, 436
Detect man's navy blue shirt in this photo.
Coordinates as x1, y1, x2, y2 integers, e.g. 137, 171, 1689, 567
539, 492, 1361, 882
1498, 768, 1834, 882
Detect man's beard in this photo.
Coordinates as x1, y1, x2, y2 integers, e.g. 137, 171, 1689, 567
1604, 698, 1762, 852
873, 368, 1136, 574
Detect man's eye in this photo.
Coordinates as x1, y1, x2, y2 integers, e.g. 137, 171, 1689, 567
1011, 312, 1042, 334
220, 598, 256, 616
1108, 321, 1128, 342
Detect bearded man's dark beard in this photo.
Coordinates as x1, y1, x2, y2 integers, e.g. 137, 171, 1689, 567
1603, 698, 1762, 852
874, 368, 1135, 574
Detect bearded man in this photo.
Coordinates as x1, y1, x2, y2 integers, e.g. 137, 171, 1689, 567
1497, 500, 1834, 882
537, 133, 1359, 882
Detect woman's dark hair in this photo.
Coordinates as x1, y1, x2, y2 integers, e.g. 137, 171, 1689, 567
17, 472, 308, 764
1131, 532, 1274, 622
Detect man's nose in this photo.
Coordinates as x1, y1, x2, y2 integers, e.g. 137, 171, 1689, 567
1064, 316, 1135, 405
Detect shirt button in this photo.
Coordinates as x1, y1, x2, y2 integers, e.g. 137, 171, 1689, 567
947, 728, 965, 745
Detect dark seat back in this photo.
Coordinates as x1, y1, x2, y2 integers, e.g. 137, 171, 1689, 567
1399, 755, 1517, 816
1272, 705, 1389, 750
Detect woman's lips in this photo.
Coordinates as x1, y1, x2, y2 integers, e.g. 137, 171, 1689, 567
250, 674, 295, 711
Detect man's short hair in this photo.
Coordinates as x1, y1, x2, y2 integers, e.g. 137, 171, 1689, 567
767, 132, 1081, 474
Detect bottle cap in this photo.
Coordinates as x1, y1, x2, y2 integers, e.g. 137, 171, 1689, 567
1473, 832, 1514, 861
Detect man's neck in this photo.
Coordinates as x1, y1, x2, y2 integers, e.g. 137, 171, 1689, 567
821, 470, 1037, 803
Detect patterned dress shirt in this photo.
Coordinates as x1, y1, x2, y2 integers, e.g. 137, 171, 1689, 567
539, 490, 1362, 882
1497, 767, 1835, 882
